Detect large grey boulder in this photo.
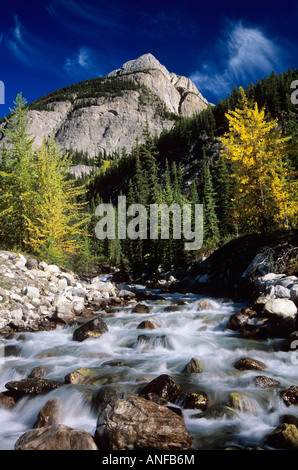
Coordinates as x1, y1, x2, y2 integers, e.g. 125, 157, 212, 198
15, 424, 98, 450
95, 395, 192, 450
264, 299, 297, 320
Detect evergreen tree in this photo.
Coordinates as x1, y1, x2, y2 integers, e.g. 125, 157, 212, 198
0, 93, 35, 248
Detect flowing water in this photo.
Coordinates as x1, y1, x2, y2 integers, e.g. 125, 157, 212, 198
0, 283, 297, 450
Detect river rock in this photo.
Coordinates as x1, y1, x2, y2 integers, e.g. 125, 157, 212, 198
139, 374, 181, 402
0, 392, 15, 409
136, 320, 156, 330
254, 376, 281, 388
182, 358, 203, 375
72, 317, 108, 342
95, 395, 192, 450
5, 378, 62, 397
179, 391, 208, 410
265, 423, 298, 449
229, 392, 260, 414
132, 303, 150, 314
234, 357, 267, 371
64, 367, 100, 384
15, 424, 98, 450
25, 259, 38, 270
34, 398, 64, 428
28, 366, 50, 378
282, 331, 298, 352
192, 403, 239, 420
264, 298, 297, 320
282, 385, 298, 407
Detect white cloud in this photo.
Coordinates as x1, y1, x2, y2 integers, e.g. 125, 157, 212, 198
63, 46, 92, 72
190, 20, 283, 99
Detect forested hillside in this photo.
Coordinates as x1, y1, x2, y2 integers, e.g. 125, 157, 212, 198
0, 68, 297, 277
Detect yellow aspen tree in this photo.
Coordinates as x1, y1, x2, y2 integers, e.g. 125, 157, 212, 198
219, 87, 297, 233
26, 137, 89, 263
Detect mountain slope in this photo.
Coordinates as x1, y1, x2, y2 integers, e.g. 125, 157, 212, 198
15, 54, 209, 160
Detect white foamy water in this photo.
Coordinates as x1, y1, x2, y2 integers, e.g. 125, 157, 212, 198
0, 289, 297, 450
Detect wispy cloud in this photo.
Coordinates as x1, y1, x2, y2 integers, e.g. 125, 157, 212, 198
190, 20, 284, 100
63, 46, 94, 74
2, 15, 52, 68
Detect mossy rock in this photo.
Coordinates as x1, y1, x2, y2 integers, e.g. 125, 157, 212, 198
182, 358, 203, 375
265, 423, 298, 449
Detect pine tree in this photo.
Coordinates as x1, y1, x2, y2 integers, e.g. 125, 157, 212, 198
202, 163, 220, 245
0, 93, 35, 248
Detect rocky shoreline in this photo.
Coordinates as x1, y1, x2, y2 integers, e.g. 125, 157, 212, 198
1, 242, 298, 450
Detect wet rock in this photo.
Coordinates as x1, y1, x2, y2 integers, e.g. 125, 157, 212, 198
234, 357, 267, 371
163, 306, 181, 312
5, 378, 62, 397
72, 317, 108, 342
132, 303, 150, 314
137, 320, 156, 330
0, 392, 15, 409
254, 376, 281, 388
139, 374, 181, 402
64, 367, 100, 384
229, 392, 260, 414
192, 403, 239, 420
179, 391, 208, 410
15, 424, 98, 450
28, 366, 50, 379
265, 423, 298, 449
182, 358, 203, 375
282, 385, 298, 407
282, 331, 298, 352
34, 398, 64, 428
95, 395, 192, 450
280, 414, 298, 427
197, 299, 213, 310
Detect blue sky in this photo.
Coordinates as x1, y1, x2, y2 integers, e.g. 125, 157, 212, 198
0, 0, 297, 118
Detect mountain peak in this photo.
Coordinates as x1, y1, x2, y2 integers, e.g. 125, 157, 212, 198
108, 53, 171, 78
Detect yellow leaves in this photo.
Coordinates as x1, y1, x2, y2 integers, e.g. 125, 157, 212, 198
219, 87, 298, 232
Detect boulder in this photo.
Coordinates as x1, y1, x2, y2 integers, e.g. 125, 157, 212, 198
34, 398, 64, 428
282, 385, 298, 407
229, 392, 260, 414
254, 376, 280, 388
95, 395, 192, 450
132, 303, 150, 314
192, 403, 239, 420
137, 320, 156, 330
139, 374, 181, 402
14, 424, 98, 450
264, 299, 297, 320
25, 259, 38, 270
5, 378, 62, 398
72, 317, 108, 342
234, 357, 267, 371
0, 392, 15, 409
265, 423, 298, 449
182, 358, 203, 375
179, 391, 208, 410
23, 286, 40, 299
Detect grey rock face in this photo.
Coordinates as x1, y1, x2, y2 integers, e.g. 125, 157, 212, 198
22, 54, 208, 161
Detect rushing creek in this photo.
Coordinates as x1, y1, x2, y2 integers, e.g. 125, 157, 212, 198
0, 282, 297, 450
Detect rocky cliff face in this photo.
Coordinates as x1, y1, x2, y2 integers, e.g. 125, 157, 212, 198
23, 54, 208, 159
